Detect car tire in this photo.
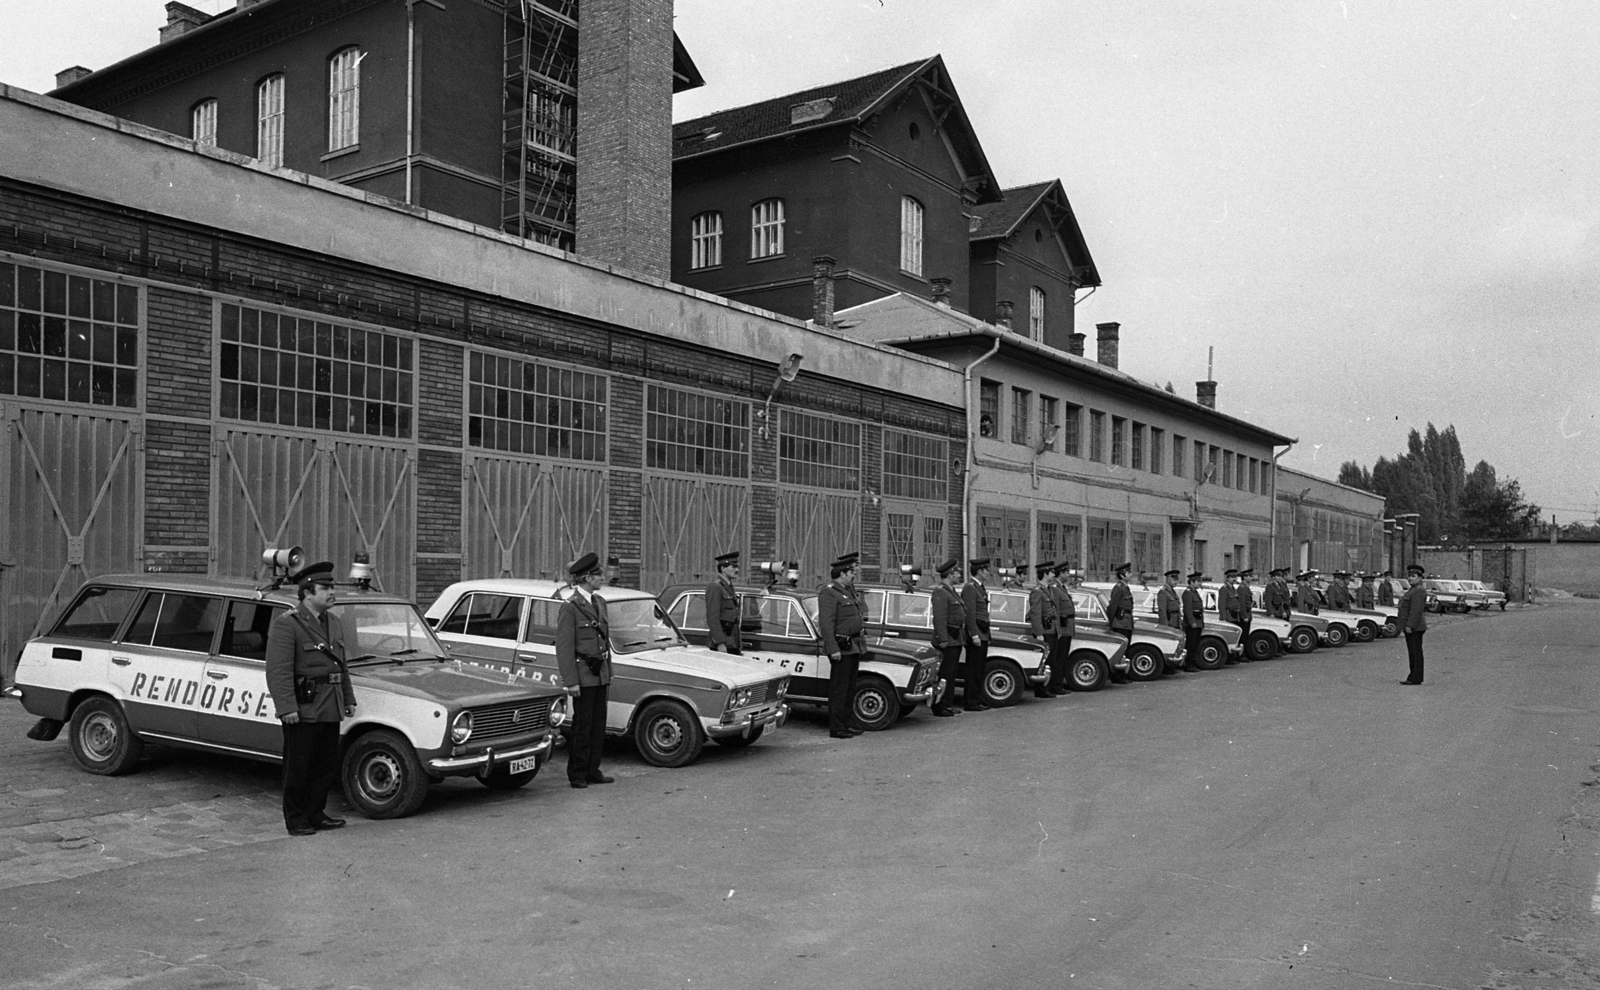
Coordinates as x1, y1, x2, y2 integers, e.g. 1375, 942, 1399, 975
982, 659, 1025, 707
1245, 630, 1277, 662
851, 675, 902, 730
1325, 624, 1349, 648
1355, 621, 1378, 643
1382, 619, 1399, 638
1066, 650, 1108, 692
342, 729, 430, 819
1126, 645, 1163, 681
715, 725, 766, 747
1194, 636, 1227, 671
1288, 626, 1318, 653
69, 696, 144, 776
634, 699, 706, 767
478, 764, 539, 790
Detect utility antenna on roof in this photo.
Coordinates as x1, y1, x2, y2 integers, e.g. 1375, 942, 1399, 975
1207, 346, 1214, 381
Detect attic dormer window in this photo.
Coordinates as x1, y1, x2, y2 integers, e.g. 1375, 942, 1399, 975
789, 98, 834, 127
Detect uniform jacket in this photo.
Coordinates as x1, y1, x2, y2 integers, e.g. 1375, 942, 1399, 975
1156, 585, 1182, 629
1295, 584, 1320, 614
1396, 583, 1429, 632
929, 585, 966, 649
1239, 583, 1256, 614
960, 580, 991, 640
1027, 583, 1060, 637
1180, 587, 1205, 629
265, 603, 356, 722
1356, 584, 1375, 609
705, 577, 742, 651
556, 589, 614, 688
1378, 581, 1395, 606
1326, 582, 1351, 610
1106, 581, 1135, 634
1220, 583, 1244, 621
818, 582, 866, 656
1048, 583, 1077, 637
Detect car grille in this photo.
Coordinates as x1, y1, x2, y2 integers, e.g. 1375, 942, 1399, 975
740, 679, 784, 708
471, 698, 552, 741
916, 660, 940, 691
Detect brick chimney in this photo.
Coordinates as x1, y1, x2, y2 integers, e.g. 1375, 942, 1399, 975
930, 277, 952, 307
1067, 333, 1086, 357
159, 2, 211, 43
811, 255, 836, 328
54, 66, 93, 88
995, 300, 1014, 331
576, 0, 673, 278
1096, 322, 1120, 369
1196, 380, 1217, 408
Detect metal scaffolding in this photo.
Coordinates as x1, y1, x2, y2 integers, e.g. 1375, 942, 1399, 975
502, 0, 579, 250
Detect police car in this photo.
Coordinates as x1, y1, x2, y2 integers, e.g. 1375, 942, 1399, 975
9, 570, 570, 819
426, 580, 789, 767
1082, 581, 1244, 671
992, 586, 1180, 682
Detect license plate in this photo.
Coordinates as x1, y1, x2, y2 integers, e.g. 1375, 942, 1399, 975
509, 756, 539, 774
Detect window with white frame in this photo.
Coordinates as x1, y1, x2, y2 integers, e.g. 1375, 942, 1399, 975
690, 211, 723, 270
645, 384, 749, 478
328, 47, 361, 152
750, 199, 785, 259
1029, 286, 1045, 340
1010, 387, 1032, 445
779, 410, 861, 490
257, 74, 285, 168
191, 99, 217, 147
900, 196, 924, 276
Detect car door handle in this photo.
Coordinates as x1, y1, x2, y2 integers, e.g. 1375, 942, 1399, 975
207, 670, 228, 680
111, 656, 132, 666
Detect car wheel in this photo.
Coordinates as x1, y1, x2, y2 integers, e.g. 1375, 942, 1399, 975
1127, 645, 1163, 681
634, 699, 706, 767
1325, 624, 1349, 648
715, 725, 766, 747
1382, 619, 1399, 638
69, 696, 144, 776
342, 730, 430, 819
1194, 637, 1227, 671
1288, 627, 1318, 653
851, 675, 902, 730
982, 659, 1025, 707
1067, 650, 1108, 692
1354, 621, 1377, 643
1245, 630, 1277, 662
478, 764, 539, 790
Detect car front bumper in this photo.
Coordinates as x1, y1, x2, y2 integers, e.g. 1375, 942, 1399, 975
428, 732, 554, 776
707, 703, 788, 739
1026, 665, 1049, 685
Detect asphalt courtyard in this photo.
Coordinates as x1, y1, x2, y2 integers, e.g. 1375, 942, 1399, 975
3, 599, 1600, 989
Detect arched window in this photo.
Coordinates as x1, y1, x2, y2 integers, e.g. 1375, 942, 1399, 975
256, 74, 285, 168
328, 47, 361, 152
900, 196, 924, 276
190, 98, 217, 148
750, 199, 785, 258
1029, 286, 1046, 340
690, 211, 723, 269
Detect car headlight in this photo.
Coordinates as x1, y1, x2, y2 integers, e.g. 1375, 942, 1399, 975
449, 710, 474, 745
776, 678, 788, 698
549, 694, 571, 729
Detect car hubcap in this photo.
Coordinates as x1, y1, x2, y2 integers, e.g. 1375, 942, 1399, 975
1133, 653, 1154, 676
359, 753, 402, 801
856, 691, 886, 721
649, 716, 684, 752
986, 672, 1014, 698
81, 713, 118, 761
1073, 662, 1098, 686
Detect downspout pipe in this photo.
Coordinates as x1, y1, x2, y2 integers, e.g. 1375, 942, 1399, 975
405, 0, 416, 204
963, 335, 1004, 563
1269, 438, 1297, 569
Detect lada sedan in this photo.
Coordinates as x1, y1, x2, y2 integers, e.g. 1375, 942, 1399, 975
659, 584, 941, 731
1423, 579, 1484, 613
1083, 581, 1243, 671
984, 587, 1147, 687
425, 580, 789, 768
1248, 585, 1341, 649
9, 574, 569, 819
1457, 580, 1507, 610
1190, 585, 1316, 660
856, 585, 1051, 705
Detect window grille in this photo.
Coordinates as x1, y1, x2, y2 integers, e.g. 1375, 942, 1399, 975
779, 410, 860, 490
900, 197, 924, 275
257, 74, 285, 168
922, 515, 946, 571
885, 512, 914, 570
751, 199, 785, 258
328, 48, 361, 152
0, 262, 139, 407
690, 211, 723, 270
645, 384, 749, 478
191, 99, 217, 147
882, 429, 948, 501
468, 351, 607, 460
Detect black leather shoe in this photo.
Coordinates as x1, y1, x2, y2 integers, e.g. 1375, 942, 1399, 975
585, 774, 615, 784
829, 731, 856, 739
312, 816, 346, 830
287, 825, 317, 837
1401, 680, 1421, 686
845, 727, 865, 736
932, 707, 957, 717
569, 779, 589, 788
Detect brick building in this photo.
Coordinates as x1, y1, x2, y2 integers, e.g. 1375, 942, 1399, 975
967, 180, 1100, 354
0, 86, 965, 683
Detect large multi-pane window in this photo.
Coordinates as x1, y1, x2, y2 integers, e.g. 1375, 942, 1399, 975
1131, 422, 1144, 470
468, 351, 607, 460
885, 513, 915, 571
779, 410, 860, 490
751, 199, 785, 258
1172, 433, 1186, 477
646, 384, 749, 477
0, 263, 139, 407
1063, 403, 1081, 457
1039, 395, 1059, 453
257, 74, 285, 168
922, 516, 946, 571
328, 47, 361, 152
1087, 518, 1125, 581
689, 211, 723, 270
979, 379, 999, 438
1150, 427, 1164, 474
220, 304, 413, 437
1010, 387, 1031, 445
191, 99, 217, 147
1029, 287, 1045, 340
1038, 513, 1080, 570
900, 197, 924, 276
1131, 526, 1164, 575
882, 430, 948, 501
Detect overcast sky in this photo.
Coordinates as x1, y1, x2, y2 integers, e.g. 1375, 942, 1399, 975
3, 1, 1596, 522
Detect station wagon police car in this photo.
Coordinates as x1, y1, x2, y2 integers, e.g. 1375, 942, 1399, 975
9, 573, 569, 819
425, 580, 789, 767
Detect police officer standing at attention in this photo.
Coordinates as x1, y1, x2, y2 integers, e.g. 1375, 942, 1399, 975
557, 552, 614, 788
1181, 572, 1206, 669
1237, 568, 1257, 639
960, 558, 994, 711
265, 560, 356, 837
1048, 561, 1077, 695
1295, 571, 1321, 614
1107, 561, 1136, 644
1397, 563, 1429, 685
1378, 570, 1396, 606
928, 560, 965, 717
1156, 568, 1182, 631
1326, 570, 1352, 611
1027, 562, 1062, 699
705, 550, 743, 655
1266, 567, 1293, 619
818, 552, 866, 737
1356, 573, 1376, 609
1221, 569, 1250, 662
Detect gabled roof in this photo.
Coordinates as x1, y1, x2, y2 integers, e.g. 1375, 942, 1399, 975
673, 55, 1001, 203
971, 179, 1101, 287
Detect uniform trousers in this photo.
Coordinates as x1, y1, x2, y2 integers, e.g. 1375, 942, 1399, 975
281, 720, 341, 830
1047, 635, 1072, 693
935, 644, 962, 711
963, 635, 989, 708
1184, 626, 1204, 668
828, 655, 861, 732
567, 684, 609, 782
1404, 631, 1426, 684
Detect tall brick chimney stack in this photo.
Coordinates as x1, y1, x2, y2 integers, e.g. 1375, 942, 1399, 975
811, 255, 836, 328
1196, 381, 1217, 408
576, 0, 673, 278
159, 2, 211, 43
1067, 333, 1086, 357
1096, 322, 1120, 369
55, 66, 93, 88
995, 300, 1014, 331
930, 277, 952, 307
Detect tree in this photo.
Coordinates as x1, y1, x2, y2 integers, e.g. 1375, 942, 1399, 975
1457, 460, 1541, 539
1351, 424, 1533, 543
1338, 460, 1372, 491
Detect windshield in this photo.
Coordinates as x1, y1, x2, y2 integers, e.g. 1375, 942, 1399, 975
334, 601, 451, 662
797, 594, 820, 626
607, 598, 685, 653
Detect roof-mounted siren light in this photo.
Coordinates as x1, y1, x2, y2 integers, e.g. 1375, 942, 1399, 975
348, 551, 374, 590
899, 563, 923, 590
758, 561, 788, 587
784, 561, 801, 587
262, 546, 305, 583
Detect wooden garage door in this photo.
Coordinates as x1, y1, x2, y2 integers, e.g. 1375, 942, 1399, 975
213, 428, 415, 597
778, 489, 861, 589
463, 455, 606, 580
640, 475, 748, 595
1, 404, 141, 682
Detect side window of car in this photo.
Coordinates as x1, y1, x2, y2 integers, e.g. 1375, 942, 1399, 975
672, 593, 708, 632
988, 592, 1026, 624
887, 592, 932, 628
861, 590, 884, 623
126, 593, 224, 652
52, 586, 141, 641
440, 593, 524, 641
523, 599, 562, 645
220, 601, 284, 662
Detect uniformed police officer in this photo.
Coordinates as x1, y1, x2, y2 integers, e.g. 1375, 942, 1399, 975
705, 550, 743, 655
1107, 561, 1135, 643
557, 552, 614, 788
960, 558, 994, 711
1397, 563, 1429, 685
1047, 561, 1077, 695
1295, 571, 1321, 614
1237, 568, 1257, 643
818, 552, 866, 737
1222, 568, 1251, 662
1378, 570, 1396, 606
1326, 570, 1352, 610
1156, 568, 1182, 631
265, 561, 356, 836
1027, 562, 1062, 699
928, 560, 965, 717
1356, 572, 1376, 609
1180, 571, 1206, 668
1266, 567, 1293, 619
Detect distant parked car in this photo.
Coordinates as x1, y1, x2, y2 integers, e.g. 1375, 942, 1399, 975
856, 584, 1051, 704
994, 586, 1183, 681
1457, 580, 1507, 610
1422, 579, 1481, 614
977, 588, 1133, 690
1084, 580, 1243, 670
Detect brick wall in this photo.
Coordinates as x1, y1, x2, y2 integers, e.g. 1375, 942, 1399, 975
144, 288, 212, 419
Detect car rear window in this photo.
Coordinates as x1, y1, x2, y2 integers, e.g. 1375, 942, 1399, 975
51, 586, 141, 642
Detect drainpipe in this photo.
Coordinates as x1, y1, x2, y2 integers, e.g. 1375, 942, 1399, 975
405, 0, 417, 204
963, 333, 1004, 562
1268, 438, 1298, 569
